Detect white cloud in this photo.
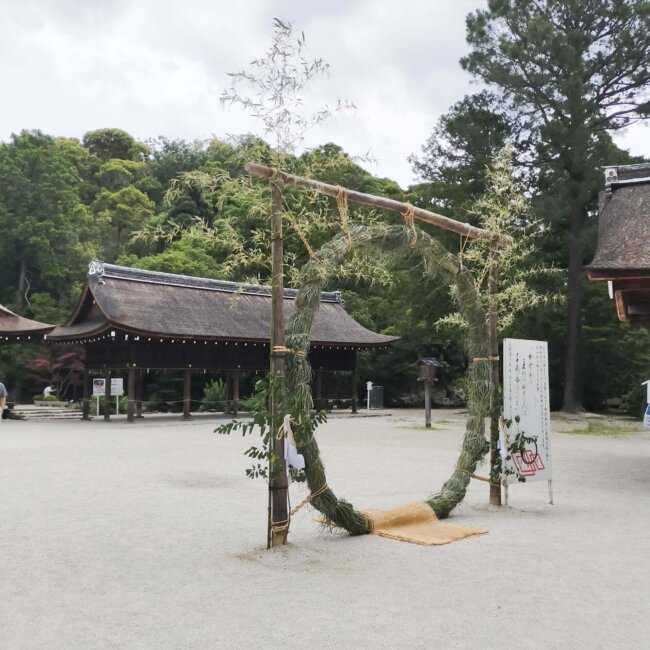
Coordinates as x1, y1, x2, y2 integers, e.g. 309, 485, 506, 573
1, 0, 647, 188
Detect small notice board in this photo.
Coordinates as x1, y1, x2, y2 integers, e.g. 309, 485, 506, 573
92, 378, 124, 396
503, 339, 553, 501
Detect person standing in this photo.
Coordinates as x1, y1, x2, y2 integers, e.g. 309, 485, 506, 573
0, 380, 7, 423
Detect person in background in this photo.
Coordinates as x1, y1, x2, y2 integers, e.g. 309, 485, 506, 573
0, 380, 7, 423
43, 385, 55, 398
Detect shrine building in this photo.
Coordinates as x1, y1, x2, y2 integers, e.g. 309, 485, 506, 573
588, 163, 650, 325
43, 261, 397, 421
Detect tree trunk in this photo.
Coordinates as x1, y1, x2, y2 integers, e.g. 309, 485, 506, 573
562, 205, 585, 413
15, 256, 28, 310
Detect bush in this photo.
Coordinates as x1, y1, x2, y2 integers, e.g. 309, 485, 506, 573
91, 395, 128, 415
240, 379, 267, 412
202, 379, 227, 411
621, 383, 646, 418
33, 394, 57, 402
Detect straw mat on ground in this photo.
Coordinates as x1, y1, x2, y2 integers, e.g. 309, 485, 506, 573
361, 502, 486, 546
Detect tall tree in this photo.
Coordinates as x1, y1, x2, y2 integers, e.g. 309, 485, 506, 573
0, 131, 96, 311
409, 91, 515, 218
462, 0, 650, 411
82, 128, 149, 162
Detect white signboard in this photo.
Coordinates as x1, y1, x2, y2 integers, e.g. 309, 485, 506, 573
92, 378, 124, 396
503, 339, 552, 484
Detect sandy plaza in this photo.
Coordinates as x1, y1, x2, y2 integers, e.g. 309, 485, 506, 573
1, 408, 648, 649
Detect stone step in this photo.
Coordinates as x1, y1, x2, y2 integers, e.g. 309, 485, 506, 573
11, 406, 83, 421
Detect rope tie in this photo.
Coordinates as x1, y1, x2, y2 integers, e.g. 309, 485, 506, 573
289, 483, 329, 516
269, 168, 284, 190
335, 186, 352, 245
361, 511, 374, 533
270, 518, 289, 534
402, 203, 418, 244
288, 212, 315, 258
459, 234, 468, 269
272, 345, 306, 357
455, 466, 502, 489
270, 484, 330, 534
472, 356, 500, 362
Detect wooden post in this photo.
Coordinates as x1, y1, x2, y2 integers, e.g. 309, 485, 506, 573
489, 244, 502, 506
183, 369, 192, 419
315, 370, 323, 411
351, 364, 358, 414
127, 367, 136, 423
232, 370, 240, 417
424, 379, 432, 428
226, 371, 232, 413
135, 369, 143, 418
103, 369, 111, 420
81, 370, 91, 420
269, 179, 289, 548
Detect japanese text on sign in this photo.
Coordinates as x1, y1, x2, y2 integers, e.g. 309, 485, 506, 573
503, 339, 553, 484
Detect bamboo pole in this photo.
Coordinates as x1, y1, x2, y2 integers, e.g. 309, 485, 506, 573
245, 162, 512, 245
269, 180, 289, 548
488, 244, 502, 506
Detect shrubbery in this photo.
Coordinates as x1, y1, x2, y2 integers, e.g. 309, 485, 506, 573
201, 379, 227, 412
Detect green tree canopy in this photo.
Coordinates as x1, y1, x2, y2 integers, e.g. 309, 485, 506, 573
83, 128, 149, 162
461, 0, 650, 411
0, 130, 97, 311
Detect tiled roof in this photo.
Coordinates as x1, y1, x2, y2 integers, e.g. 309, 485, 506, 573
0, 305, 53, 338
47, 262, 398, 348
587, 180, 650, 274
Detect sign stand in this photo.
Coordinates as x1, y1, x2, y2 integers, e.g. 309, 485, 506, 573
642, 381, 650, 428
92, 377, 125, 417
503, 338, 554, 505
366, 381, 373, 413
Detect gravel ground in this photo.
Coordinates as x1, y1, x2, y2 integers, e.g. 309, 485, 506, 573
1, 408, 649, 649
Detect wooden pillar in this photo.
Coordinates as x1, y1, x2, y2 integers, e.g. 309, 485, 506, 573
232, 370, 240, 417
489, 244, 502, 506
135, 369, 144, 418
183, 369, 192, 419
269, 179, 289, 548
315, 370, 323, 411
103, 369, 111, 420
225, 371, 232, 413
81, 369, 91, 420
351, 365, 358, 414
424, 379, 432, 428
127, 367, 136, 423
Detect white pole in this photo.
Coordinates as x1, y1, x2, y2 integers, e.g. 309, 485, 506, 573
548, 480, 554, 505
116, 395, 119, 415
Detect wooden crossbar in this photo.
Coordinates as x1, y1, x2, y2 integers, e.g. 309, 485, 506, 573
245, 162, 512, 245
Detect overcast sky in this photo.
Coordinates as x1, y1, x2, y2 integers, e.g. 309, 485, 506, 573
2, 0, 649, 188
